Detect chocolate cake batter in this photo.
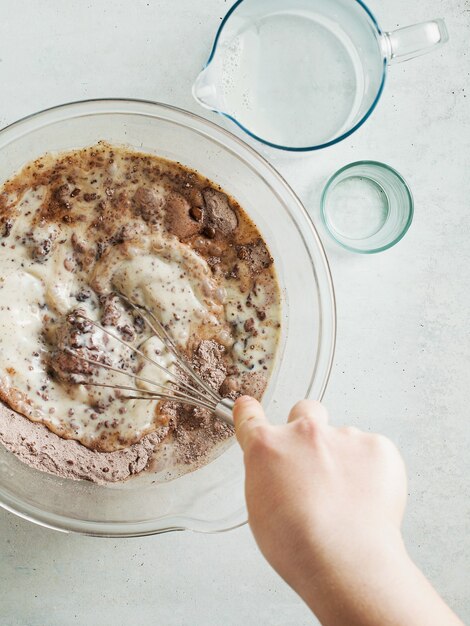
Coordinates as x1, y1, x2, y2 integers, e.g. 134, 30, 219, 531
0, 143, 281, 482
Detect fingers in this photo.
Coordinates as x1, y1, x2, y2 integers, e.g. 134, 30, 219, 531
288, 400, 329, 426
233, 396, 268, 451
234, 397, 329, 451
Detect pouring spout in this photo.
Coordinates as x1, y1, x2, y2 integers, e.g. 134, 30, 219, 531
192, 66, 223, 112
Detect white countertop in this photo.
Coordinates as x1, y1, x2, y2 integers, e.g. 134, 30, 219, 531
1, 0, 469, 624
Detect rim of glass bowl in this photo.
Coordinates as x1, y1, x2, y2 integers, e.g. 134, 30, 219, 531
0, 99, 336, 536
196, 0, 387, 152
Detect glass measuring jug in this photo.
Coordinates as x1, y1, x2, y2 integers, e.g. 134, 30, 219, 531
193, 0, 448, 151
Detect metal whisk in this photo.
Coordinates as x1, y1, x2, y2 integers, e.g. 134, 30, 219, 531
65, 292, 234, 426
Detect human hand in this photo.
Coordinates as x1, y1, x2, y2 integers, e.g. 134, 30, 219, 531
233, 397, 463, 626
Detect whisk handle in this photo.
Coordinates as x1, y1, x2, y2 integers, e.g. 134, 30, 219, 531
215, 398, 235, 426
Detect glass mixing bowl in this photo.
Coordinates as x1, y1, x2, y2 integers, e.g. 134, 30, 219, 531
0, 100, 336, 536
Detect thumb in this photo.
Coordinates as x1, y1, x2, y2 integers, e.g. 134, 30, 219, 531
233, 396, 268, 451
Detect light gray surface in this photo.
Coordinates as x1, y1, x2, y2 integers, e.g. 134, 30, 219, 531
0, 0, 469, 624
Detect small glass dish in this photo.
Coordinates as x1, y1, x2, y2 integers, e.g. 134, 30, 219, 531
320, 161, 414, 253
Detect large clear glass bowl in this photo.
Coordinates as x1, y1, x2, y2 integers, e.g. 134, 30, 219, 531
0, 100, 336, 536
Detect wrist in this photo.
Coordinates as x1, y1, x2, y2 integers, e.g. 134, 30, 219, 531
292, 523, 409, 622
